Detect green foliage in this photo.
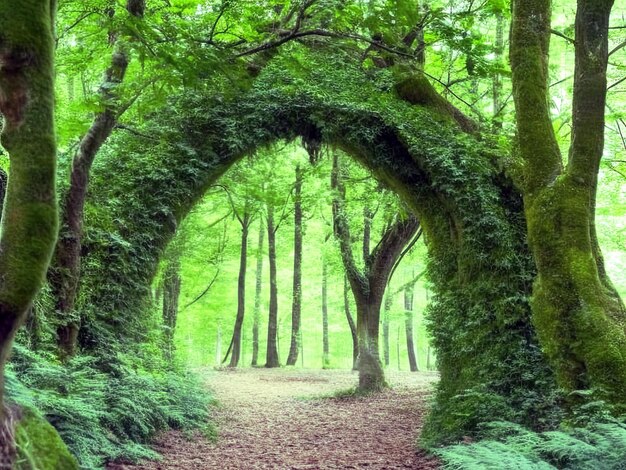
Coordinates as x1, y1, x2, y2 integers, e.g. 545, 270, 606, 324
436, 420, 626, 470
6, 345, 212, 469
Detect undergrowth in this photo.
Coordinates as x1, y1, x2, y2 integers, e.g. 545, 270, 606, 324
6, 345, 213, 469
436, 420, 626, 470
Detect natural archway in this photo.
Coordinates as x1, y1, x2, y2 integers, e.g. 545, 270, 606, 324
78, 50, 557, 444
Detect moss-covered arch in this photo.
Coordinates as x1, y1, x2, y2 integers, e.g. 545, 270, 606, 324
79, 51, 558, 444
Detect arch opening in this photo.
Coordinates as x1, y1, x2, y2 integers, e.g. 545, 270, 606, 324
78, 52, 559, 444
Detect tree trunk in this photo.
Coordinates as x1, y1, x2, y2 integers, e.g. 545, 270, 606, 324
287, 165, 303, 365
331, 154, 419, 391
251, 218, 264, 366
322, 255, 330, 368
404, 284, 418, 372
344, 275, 358, 370
511, 0, 626, 404
383, 295, 391, 367
265, 204, 280, 368
162, 260, 181, 364
0, 0, 58, 463
50, 2, 144, 360
227, 211, 250, 367
492, 9, 504, 130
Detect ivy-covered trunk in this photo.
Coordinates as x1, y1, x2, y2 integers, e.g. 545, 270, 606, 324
511, 0, 626, 404
0, 0, 58, 462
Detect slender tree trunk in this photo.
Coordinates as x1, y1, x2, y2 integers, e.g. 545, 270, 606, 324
215, 322, 222, 367
383, 295, 391, 367
251, 218, 264, 366
344, 275, 359, 370
265, 204, 280, 368
404, 284, 418, 372
0, 0, 58, 462
511, 0, 626, 404
287, 166, 303, 365
50, 1, 144, 360
162, 260, 181, 364
322, 255, 330, 368
227, 211, 250, 367
492, 9, 504, 130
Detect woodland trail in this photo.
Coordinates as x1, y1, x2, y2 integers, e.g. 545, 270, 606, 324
113, 368, 440, 469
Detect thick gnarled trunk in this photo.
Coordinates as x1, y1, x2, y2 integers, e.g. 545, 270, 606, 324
511, 0, 626, 403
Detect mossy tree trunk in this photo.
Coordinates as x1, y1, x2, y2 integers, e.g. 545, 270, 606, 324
49, 0, 145, 361
331, 154, 419, 391
287, 165, 303, 366
251, 218, 264, 366
0, 0, 58, 464
511, 0, 626, 404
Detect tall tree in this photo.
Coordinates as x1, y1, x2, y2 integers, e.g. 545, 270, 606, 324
404, 282, 418, 372
251, 218, 265, 367
511, 0, 626, 404
223, 196, 252, 368
0, 0, 58, 462
265, 202, 280, 368
162, 258, 181, 365
50, 0, 145, 360
321, 251, 330, 368
331, 154, 419, 391
287, 165, 303, 365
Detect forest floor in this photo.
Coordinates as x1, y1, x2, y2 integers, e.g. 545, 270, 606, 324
110, 368, 441, 469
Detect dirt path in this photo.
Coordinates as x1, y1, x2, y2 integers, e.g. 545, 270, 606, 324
114, 368, 440, 469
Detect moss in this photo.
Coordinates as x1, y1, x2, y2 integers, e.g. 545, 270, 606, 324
14, 408, 78, 470
79, 47, 558, 446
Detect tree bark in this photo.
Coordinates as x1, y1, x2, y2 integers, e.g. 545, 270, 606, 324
331, 154, 419, 391
287, 165, 303, 365
0, 0, 58, 462
162, 259, 181, 364
265, 204, 280, 368
511, 0, 626, 404
227, 210, 250, 367
383, 295, 392, 367
50, 2, 143, 360
322, 254, 330, 368
404, 283, 418, 372
344, 275, 358, 370
251, 218, 265, 366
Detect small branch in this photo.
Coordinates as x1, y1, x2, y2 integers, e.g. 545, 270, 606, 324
551, 29, 575, 45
